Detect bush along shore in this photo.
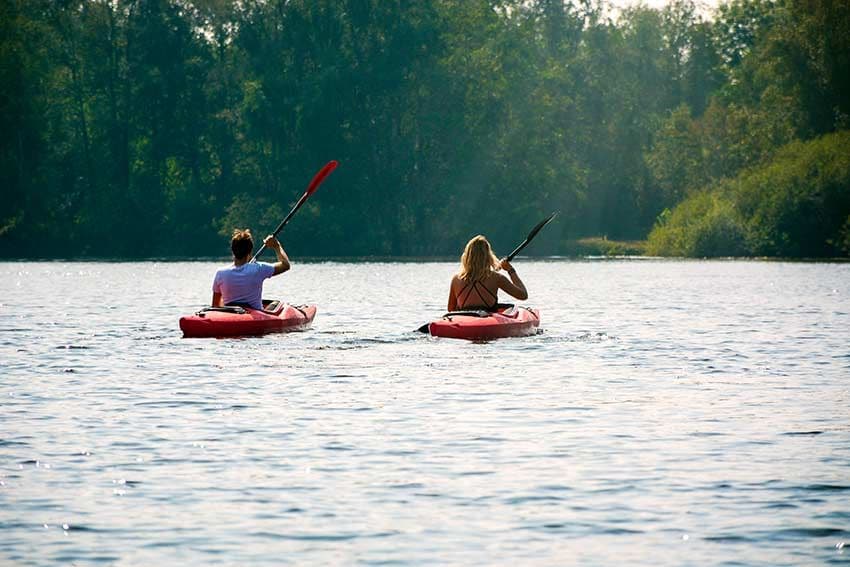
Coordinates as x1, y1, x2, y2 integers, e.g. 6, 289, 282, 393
647, 131, 850, 258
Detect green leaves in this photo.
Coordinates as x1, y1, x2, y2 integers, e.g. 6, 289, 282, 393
1, 0, 847, 258
648, 131, 850, 257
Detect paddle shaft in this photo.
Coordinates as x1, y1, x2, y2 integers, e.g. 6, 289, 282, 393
250, 193, 309, 262
251, 161, 338, 262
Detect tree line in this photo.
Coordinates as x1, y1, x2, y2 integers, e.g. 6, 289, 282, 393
1, 0, 847, 259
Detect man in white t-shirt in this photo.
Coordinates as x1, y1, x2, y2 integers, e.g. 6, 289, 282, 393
211, 229, 290, 310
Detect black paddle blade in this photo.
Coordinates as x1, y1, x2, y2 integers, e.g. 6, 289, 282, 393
506, 211, 558, 261
527, 211, 558, 241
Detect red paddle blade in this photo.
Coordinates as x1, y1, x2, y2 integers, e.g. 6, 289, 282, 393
306, 160, 338, 196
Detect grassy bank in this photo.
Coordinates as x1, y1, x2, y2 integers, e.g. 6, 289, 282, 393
562, 237, 647, 257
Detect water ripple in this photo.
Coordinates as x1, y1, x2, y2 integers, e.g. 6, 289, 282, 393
2, 259, 849, 566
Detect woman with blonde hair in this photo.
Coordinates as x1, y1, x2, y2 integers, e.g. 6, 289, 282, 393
447, 235, 528, 311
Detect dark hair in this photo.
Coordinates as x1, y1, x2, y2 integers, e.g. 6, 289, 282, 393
231, 229, 254, 259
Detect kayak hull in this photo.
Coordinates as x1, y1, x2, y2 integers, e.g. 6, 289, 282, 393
428, 305, 540, 340
180, 303, 316, 338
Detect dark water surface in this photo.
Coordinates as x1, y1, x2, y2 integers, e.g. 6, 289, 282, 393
1, 259, 848, 565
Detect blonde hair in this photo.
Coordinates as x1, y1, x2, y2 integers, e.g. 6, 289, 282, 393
458, 235, 499, 282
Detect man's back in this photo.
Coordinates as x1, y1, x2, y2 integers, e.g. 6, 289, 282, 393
212, 262, 275, 309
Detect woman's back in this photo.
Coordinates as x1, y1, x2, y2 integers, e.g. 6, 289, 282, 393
451, 273, 500, 310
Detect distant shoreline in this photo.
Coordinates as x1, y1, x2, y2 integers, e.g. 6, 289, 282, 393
2, 252, 849, 263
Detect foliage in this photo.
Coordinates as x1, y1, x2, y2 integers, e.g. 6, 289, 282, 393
647, 131, 850, 257
565, 237, 647, 256
645, 104, 707, 207
0, 0, 847, 258
839, 216, 850, 255
646, 191, 747, 256
735, 131, 850, 256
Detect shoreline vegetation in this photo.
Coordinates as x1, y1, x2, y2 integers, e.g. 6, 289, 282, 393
6, 247, 850, 262
565, 237, 648, 257
647, 131, 850, 258
2, 0, 847, 260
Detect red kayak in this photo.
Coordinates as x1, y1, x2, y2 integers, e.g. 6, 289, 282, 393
427, 305, 540, 340
180, 300, 316, 338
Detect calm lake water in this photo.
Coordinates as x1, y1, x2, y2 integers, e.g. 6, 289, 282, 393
1, 259, 848, 565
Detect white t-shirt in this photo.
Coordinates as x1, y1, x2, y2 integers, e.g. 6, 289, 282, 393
212, 262, 276, 309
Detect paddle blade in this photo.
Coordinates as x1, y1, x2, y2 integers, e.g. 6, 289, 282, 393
506, 211, 558, 261
525, 211, 558, 242
253, 160, 339, 261
306, 160, 338, 196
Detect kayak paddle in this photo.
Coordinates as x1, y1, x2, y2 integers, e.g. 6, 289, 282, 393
416, 211, 558, 333
251, 160, 339, 262
505, 211, 558, 262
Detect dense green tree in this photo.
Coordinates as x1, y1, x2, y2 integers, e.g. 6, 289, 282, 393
0, 0, 44, 246
645, 104, 705, 206
648, 130, 850, 257
0, 0, 846, 258
713, 0, 779, 71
